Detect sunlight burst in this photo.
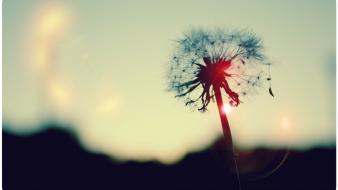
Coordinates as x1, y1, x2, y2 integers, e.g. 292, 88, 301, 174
222, 103, 232, 114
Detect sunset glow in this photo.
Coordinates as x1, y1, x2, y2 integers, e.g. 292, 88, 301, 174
3, 0, 335, 164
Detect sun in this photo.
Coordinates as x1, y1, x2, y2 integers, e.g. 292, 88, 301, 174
222, 103, 232, 114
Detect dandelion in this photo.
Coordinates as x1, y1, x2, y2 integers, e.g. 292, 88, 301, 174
167, 28, 273, 189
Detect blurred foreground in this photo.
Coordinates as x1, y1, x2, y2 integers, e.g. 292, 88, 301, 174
3, 123, 336, 190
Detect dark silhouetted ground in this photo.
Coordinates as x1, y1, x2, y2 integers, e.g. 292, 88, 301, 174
3, 124, 336, 190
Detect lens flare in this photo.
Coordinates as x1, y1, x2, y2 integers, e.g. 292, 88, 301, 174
222, 103, 232, 114
33, 44, 50, 71
26, 2, 73, 112
96, 96, 120, 115
36, 4, 71, 38
46, 79, 71, 108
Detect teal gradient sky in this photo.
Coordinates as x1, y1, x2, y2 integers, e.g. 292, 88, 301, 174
3, 0, 335, 163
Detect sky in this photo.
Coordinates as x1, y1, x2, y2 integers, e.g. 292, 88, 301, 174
3, 0, 336, 163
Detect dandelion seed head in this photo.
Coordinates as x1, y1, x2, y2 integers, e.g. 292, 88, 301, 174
167, 28, 272, 112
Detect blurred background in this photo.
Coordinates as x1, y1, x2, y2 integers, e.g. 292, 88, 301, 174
3, 0, 336, 189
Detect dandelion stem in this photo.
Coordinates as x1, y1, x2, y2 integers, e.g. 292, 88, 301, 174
214, 87, 242, 190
